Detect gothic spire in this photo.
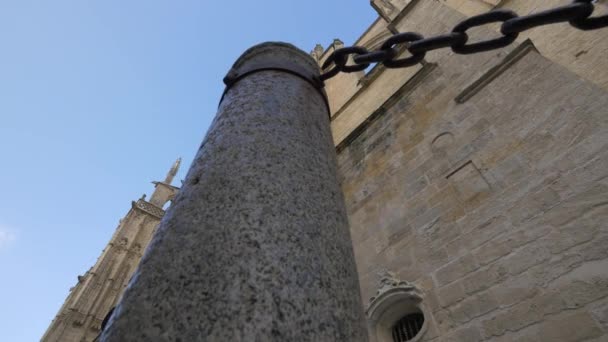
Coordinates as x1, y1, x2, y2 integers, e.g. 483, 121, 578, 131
164, 157, 181, 185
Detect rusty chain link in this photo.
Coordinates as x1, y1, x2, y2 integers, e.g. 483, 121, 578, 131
320, 0, 607, 81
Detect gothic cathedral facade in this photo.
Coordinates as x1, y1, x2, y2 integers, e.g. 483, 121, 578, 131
44, 0, 608, 341
41, 160, 181, 342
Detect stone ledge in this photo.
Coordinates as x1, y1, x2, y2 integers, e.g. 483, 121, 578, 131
455, 39, 539, 104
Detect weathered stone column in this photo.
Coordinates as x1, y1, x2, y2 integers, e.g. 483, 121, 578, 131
100, 42, 368, 341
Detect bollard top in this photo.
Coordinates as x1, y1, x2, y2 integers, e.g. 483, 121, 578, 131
223, 42, 324, 90
221, 42, 328, 112
231, 42, 320, 74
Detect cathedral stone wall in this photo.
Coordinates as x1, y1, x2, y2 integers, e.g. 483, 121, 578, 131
430, 0, 608, 92
42, 161, 180, 342
42, 208, 165, 342
329, 1, 608, 341
336, 46, 608, 341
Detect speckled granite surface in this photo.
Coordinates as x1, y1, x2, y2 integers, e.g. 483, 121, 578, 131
101, 42, 368, 342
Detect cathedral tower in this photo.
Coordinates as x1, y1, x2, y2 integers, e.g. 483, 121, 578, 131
41, 159, 181, 342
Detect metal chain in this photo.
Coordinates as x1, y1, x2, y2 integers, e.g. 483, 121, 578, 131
320, 0, 608, 81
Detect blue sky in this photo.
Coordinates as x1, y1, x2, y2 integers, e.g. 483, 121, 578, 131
0, 1, 376, 340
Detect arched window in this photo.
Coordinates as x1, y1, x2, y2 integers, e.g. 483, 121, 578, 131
100, 307, 115, 332
366, 273, 429, 342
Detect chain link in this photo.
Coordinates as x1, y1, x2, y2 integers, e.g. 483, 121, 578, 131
320, 0, 607, 81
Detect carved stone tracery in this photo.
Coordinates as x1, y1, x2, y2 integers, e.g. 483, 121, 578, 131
41, 160, 181, 342
366, 272, 428, 342
133, 199, 165, 219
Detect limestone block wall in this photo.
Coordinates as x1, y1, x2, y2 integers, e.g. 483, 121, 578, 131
437, 0, 608, 91
42, 207, 163, 342
333, 3, 608, 338
337, 43, 608, 341
316, 39, 367, 116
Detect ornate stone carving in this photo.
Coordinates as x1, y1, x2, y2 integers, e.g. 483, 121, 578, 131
367, 271, 423, 314
118, 237, 128, 247
332, 38, 344, 49
132, 243, 142, 254
42, 160, 179, 342
366, 271, 428, 342
133, 199, 165, 219
311, 44, 325, 63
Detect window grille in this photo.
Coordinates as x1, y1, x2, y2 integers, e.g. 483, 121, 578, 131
391, 312, 424, 342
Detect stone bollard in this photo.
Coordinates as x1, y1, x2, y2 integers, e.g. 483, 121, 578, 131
100, 42, 368, 341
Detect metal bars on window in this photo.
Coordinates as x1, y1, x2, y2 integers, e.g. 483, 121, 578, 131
391, 313, 424, 342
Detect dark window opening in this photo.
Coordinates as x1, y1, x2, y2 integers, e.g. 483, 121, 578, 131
392, 312, 424, 342
100, 307, 116, 331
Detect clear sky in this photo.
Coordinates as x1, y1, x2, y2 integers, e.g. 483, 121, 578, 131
0, 1, 377, 340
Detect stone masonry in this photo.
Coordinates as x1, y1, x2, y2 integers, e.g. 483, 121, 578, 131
41, 160, 181, 342
315, 0, 608, 341
43, 0, 608, 341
